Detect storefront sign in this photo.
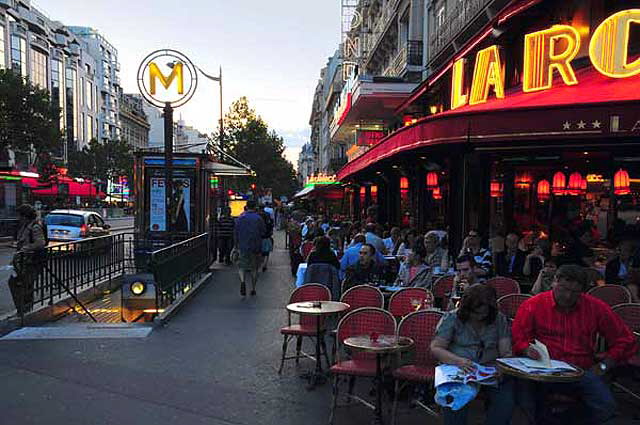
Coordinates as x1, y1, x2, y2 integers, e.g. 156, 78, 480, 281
305, 173, 340, 187
451, 9, 640, 109
356, 130, 386, 146
137, 49, 198, 108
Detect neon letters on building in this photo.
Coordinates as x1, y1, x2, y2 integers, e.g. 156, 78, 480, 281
451, 9, 640, 109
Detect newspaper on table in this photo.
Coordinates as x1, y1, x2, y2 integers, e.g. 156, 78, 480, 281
434, 363, 498, 387
496, 357, 577, 374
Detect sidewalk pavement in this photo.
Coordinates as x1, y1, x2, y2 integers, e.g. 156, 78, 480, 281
0, 231, 338, 425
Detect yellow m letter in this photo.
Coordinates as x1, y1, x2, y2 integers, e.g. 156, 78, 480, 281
590, 9, 640, 78
149, 62, 184, 95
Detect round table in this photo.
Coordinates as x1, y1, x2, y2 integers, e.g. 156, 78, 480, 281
286, 301, 350, 388
344, 335, 414, 424
496, 359, 584, 383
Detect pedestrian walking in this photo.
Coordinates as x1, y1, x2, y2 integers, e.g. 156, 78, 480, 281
215, 207, 235, 265
234, 200, 266, 296
259, 205, 274, 272
10, 204, 46, 314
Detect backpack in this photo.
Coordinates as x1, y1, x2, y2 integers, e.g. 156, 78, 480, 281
29, 220, 49, 247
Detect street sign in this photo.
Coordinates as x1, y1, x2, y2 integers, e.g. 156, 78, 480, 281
137, 49, 198, 108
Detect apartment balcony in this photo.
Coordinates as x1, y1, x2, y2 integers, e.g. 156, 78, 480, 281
383, 40, 423, 78
428, 0, 494, 64
329, 157, 348, 172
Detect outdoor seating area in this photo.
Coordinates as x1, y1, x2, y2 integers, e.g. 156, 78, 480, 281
279, 277, 640, 424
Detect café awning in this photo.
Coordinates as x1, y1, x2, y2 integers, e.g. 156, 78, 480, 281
337, 66, 640, 181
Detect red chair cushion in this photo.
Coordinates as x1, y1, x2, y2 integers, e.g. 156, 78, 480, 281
627, 354, 640, 367
392, 364, 435, 382
280, 324, 317, 336
330, 359, 378, 377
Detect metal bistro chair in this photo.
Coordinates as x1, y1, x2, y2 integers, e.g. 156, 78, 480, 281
486, 276, 520, 299
329, 307, 396, 425
432, 275, 454, 309
391, 310, 444, 425
611, 303, 640, 404
331, 285, 385, 362
587, 285, 632, 307
278, 284, 331, 374
388, 287, 434, 320
497, 293, 532, 321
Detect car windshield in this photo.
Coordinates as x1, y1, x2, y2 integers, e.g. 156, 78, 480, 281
45, 214, 84, 227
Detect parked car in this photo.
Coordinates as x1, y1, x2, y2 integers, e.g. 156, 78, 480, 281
44, 210, 111, 242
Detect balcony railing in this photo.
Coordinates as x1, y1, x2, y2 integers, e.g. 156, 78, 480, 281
329, 156, 347, 172
429, 0, 491, 62
384, 40, 423, 77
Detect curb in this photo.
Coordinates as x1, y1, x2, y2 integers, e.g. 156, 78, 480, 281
154, 271, 212, 325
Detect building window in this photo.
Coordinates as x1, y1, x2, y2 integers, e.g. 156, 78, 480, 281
10, 35, 27, 76
0, 26, 6, 69
87, 115, 93, 141
437, 6, 445, 28
30, 48, 48, 89
80, 112, 85, 144
65, 67, 78, 145
51, 59, 65, 131
86, 79, 93, 110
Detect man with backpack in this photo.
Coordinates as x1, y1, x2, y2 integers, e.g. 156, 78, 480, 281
259, 204, 274, 272
10, 204, 47, 313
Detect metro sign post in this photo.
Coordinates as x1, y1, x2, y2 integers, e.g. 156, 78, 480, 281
138, 50, 198, 233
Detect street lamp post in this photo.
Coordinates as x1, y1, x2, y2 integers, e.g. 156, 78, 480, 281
195, 66, 224, 155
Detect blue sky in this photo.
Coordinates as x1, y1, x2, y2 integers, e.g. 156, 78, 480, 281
35, 0, 341, 165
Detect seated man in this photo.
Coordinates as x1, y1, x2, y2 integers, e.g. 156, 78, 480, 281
512, 264, 638, 425
343, 243, 384, 291
340, 233, 385, 279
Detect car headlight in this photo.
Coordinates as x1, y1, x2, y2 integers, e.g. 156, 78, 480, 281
130, 281, 146, 296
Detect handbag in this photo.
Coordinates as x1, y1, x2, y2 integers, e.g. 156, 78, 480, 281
230, 247, 240, 264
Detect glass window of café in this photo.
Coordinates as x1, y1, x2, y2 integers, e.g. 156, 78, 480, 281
488, 154, 640, 249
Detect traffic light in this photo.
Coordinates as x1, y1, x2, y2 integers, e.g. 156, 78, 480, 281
250, 183, 256, 190
227, 189, 234, 196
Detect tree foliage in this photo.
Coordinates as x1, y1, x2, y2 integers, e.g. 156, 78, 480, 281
217, 97, 298, 198
68, 138, 134, 186
0, 69, 63, 173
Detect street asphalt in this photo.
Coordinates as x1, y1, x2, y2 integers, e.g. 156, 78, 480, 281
0, 230, 637, 425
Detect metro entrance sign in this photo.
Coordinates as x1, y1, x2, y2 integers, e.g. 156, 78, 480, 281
451, 9, 640, 110
138, 49, 199, 234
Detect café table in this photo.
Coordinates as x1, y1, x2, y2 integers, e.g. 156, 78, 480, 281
286, 300, 350, 388
496, 359, 584, 383
343, 335, 414, 424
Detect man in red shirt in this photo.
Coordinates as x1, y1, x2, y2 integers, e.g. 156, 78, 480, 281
512, 264, 637, 424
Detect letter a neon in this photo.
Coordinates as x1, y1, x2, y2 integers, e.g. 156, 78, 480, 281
590, 9, 640, 78
523, 25, 580, 92
469, 45, 505, 105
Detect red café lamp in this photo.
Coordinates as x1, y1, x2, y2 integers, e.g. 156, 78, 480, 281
432, 186, 443, 200
614, 169, 630, 195
552, 172, 566, 195
537, 180, 550, 202
567, 172, 583, 196
580, 176, 587, 194
426, 172, 439, 190
400, 176, 409, 191
490, 181, 503, 198
515, 171, 533, 188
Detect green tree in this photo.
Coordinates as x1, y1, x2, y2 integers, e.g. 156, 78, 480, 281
217, 97, 298, 198
0, 69, 63, 174
68, 138, 134, 190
